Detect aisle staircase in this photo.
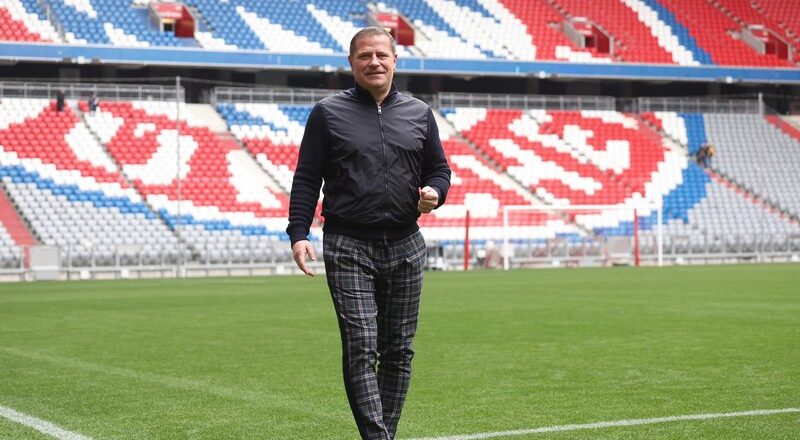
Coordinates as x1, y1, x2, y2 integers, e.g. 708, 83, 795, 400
0, 182, 37, 265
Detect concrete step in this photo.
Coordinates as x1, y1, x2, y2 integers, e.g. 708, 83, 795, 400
0, 183, 37, 248
185, 103, 229, 133
767, 115, 800, 141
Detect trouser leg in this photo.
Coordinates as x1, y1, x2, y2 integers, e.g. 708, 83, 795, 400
324, 234, 390, 440
376, 231, 427, 439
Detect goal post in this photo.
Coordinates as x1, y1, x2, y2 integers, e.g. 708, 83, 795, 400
502, 203, 663, 270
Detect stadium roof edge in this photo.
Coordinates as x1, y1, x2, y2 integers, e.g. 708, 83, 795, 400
1, 42, 799, 85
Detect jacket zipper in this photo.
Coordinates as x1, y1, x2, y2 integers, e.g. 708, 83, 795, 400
377, 104, 389, 245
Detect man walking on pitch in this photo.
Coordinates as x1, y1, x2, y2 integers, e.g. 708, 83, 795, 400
287, 27, 451, 440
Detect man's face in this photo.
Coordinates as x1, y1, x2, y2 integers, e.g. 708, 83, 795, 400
348, 34, 397, 97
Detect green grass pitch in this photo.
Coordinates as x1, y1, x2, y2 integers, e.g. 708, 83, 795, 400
1, 264, 798, 439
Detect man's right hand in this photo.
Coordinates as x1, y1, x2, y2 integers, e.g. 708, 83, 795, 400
291, 240, 317, 277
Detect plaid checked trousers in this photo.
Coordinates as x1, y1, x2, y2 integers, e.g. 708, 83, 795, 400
323, 231, 427, 440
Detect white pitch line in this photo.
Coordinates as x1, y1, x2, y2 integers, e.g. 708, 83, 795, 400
0, 405, 94, 440
406, 407, 800, 440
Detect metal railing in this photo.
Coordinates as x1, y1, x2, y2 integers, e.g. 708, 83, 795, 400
0, 81, 183, 102
435, 231, 800, 270
0, 80, 764, 116
2, 232, 798, 280
213, 87, 339, 105
436, 92, 615, 110
636, 97, 760, 114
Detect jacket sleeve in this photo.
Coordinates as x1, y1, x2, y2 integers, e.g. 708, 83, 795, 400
421, 107, 451, 208
286, 103, 329, 244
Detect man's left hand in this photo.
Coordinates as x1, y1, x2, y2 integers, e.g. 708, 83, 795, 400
417, 186, 439, 214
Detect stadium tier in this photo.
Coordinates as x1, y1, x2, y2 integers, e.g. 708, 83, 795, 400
218, 102, 310, 193
0, 0, 60, 43
1, 0, 797, 67
443, 107, 800, 248
219, 101, 543, 242
53, 0, 198, 47
81, 100, 291, 264
443, 108, 680, 206
716, 0, 800, 59
0, 187, 28, 268
0, 98, 178, 265
549, 0, 693, 65
700, 113, 800, 218
661, 0, 793, 67
4, 92, 798, 269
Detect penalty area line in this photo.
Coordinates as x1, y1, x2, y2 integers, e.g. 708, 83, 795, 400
0, 404, 94, 440
406, 407, 800, 440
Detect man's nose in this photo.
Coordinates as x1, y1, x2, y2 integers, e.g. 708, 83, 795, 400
368, 55, 380, 66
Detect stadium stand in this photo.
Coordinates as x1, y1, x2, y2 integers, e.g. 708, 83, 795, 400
218, 102, 309, 192
701, 113, 800, 218
629, 0, 712, 64
662, 0, 794, 67
82, 99, 291, 264
308, 2, 421, 57
219, 100, 540, 242
0, 184, 35, 244
550, 0, 677, 64
377, 0, 490, 58
2, 0, 798, 68
0, 8, 42, 43
0, 223, 22, 267
0, 0, 798, 273
229, 1, 341, 53
444, 108, 682, 206
0, 185, 31, 268
0, 97, 179, 265
766, 115, 800, 141
187, 0, 263, 50
753, 0, 800, 54
44, 0, 197, 47
418, 113, 539, 240
652, 111, 799, 254
498, 0, 608, 63
443, 106, 800, 253
0, 0, 60, 43
398, 0, 534, 60
715, 0, 799, 59
0, 84, 799, 271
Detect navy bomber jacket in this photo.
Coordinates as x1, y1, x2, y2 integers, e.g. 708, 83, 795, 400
286, 83, 451, 244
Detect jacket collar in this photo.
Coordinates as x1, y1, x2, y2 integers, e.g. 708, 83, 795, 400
352, 81, 399, 106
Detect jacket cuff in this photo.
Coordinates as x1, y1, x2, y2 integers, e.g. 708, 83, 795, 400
429, 185, 446, 209
287, 225, 309, 245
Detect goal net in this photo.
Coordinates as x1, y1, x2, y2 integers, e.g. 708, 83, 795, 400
502, 203, 663, 270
